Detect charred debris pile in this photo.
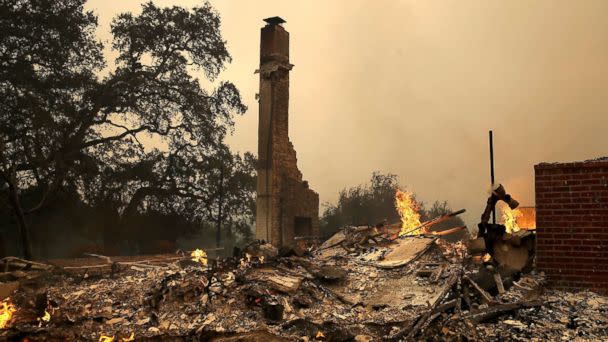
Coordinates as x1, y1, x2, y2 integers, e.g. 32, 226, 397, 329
0, 186, 607, 341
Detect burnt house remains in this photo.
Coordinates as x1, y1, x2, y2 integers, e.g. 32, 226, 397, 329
255, 17, 319, 248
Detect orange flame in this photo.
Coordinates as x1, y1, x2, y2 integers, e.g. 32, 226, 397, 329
395, 190, 422, 236
501, 206, 522, 234
37, 309, 51, 327
0, 298, 16, 329
191, 249, 208, 266
99, 333, 135, 342
122, 333, 135, 342
516, 207, 536, 230
482, 253, 492, 262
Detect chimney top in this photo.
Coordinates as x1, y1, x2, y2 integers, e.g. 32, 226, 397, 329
264, 17, 286, 26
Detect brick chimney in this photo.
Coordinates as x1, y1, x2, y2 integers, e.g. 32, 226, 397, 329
255, 17, 319, 247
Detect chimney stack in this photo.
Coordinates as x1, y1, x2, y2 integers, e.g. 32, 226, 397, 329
255, 17, 319, 248
260, 17, 289, 65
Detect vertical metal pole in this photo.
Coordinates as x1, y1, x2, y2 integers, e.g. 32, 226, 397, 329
489, 130, 496, 224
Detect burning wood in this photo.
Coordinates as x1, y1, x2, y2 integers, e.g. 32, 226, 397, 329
501, 204, 522, 233
485, 184, 519, 220
37, 309, 51, 327
399, 209, 467, 237
424, 225, 467, 236
0, 298, 16, 329
395, 189, 423, 236
190, 249, 208, 266
0, 188, 604, 341
97, 333, 134, 342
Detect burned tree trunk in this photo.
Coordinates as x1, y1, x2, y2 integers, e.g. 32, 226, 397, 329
7, 180, 33, 260
216, 163, 224, 248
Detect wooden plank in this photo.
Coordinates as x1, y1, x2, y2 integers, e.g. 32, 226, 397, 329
493, 272, 505, 294
424, 226, 467, 237
317, 230, 346, 251
252, 269, 303, 294
464, 300, 542, 323
400, 209, 466, 236
464, 275, 494, 304
374, 237, 436, 269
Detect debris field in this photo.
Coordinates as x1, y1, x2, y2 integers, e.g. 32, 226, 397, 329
1, 223, 607, 341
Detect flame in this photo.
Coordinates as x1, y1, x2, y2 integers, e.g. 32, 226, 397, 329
99, 333, 134, 342
38, 309, 51, 327
240, 253, 252, 269
191, 249, 208, 266
516, 206, 536, 229
501, 206, 522, 234
0, 298, 16, 329
482, 253, 492, 262
395, 190, 422, 236
121, 333, 135, 342
316, 331, 325, 339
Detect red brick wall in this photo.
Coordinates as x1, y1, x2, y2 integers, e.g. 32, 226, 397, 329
535, 160, 608, 294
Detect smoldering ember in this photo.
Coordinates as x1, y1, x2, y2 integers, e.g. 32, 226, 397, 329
1, 2, 608, 342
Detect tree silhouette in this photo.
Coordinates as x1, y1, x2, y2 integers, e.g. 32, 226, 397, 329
0, 0, 249, 258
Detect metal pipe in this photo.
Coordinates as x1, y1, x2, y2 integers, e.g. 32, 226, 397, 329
489, 130, 496, 224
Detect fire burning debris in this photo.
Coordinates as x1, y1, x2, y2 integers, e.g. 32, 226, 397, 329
501, 205, 522, 234
99, 332, 134, 342
37, 309, 51, 327
0, 184, 605, 341
122, 333, 135, 342
482, 253, 492, 263
516, 206, 536, 229
0, 298, 16, 329
0, 234, 606, 341
99, 335, 114, 342
395, 189, 423, 236
190, 248, 208, 266
499, 204, 536, 233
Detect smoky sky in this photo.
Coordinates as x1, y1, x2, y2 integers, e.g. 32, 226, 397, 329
86, 0, 608, 228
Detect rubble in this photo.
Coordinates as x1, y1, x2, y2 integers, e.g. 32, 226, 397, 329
0, 207, 606, 341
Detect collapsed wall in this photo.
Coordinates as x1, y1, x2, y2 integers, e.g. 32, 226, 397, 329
255, 17, 319, 248
535, 159, 608, 294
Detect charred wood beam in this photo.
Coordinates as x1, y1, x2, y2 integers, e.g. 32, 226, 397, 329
464, 300, 543, 323
416, 269, 435, 277
430, 265, 446, 283
399, 209, 466, 236
480, 184, 519, 226
462, 285, 472, 310
423, 225, 467, 237
493, 272, 505, 294
432, 299, 458, 314
406, 272, 460, 339
386, 271, 460, 341
1, 257, 53, 271
464, 275, 494, 304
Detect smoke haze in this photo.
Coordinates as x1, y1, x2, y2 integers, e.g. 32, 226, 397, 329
86, 0, 608, 227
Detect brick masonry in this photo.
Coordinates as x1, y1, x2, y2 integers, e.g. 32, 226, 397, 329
535, 159, 608, 294
255, 18, 319, 247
